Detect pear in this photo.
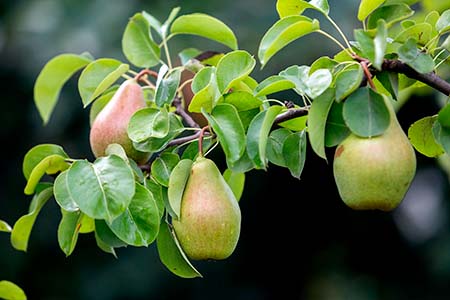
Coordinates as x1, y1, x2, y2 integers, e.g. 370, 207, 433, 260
172, 157, 241, 260
333, 98, 416, 211
90, 79, 150, 164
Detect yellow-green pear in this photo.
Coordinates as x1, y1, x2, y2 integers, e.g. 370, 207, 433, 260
173, 157, 241, 260
333, 98, 416, 211
90, 79, 150, 164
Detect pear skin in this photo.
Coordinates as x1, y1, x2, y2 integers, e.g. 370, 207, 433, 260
333, 98, 416, 211
90, 79, 150, 164
172, 157, 241, 260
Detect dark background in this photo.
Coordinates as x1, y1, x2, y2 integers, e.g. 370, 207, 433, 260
1, 0, 450, 299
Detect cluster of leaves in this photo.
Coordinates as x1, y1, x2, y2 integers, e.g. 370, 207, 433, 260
2, 0, 450, 281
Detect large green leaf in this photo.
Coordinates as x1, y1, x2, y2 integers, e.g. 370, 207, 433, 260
151, 153, 180, 187
202, 104, 246, 166
283, 130, 307, 179
11, 186, 53, 252
108, 183, 160, 246
408, 116, 444, 157
24, 154, 69, 195
358, 0, 386, 21
367, 4, 414, 29
144, 179, 165, 219
155, 68, 181, 107
66, 156, 135, 222
325, 102, 350, 147
259, 16, 319, 67
128, 107, 170, 142
216, 50, 256, 93
95, 220, 127, 249
436, 9, 450, 33
0, 220, 12, 233
307, 88, 335, 160
395, 22, 432, 45
254, 75, 295, 97
266, 128, 292, 167
191, 67, 215, 93
167, 159, 193, 219
276, 0, 330, 17
335, 65, 364, 102
433, 122, 450, 155
438, 104, 450, 128
57, 209, 85, 256
188, 71, 221, 113
0, 281, 27, 300
247, 105, 283, 169
78, 58, 128, 107
398, 38, 435, 74
279, 65, 331, 98
34, 53, 92, 124
22, 144, 68, 180
223, 169, 245, 201
122, 12, 160, 68
54, 171, 79, 212
170, 13, 238, 50
343, 88, 390, 138
157, 221, 202, 278
223, 91, 263, 111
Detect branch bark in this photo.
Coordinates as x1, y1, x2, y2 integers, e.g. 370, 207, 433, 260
173, 96, 200, 128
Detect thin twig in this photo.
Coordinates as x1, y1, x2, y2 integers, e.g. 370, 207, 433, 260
173, 96, 200, 128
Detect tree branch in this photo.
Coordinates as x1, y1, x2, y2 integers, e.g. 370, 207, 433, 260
173, 96, 200, 128
274, 107, 309, 125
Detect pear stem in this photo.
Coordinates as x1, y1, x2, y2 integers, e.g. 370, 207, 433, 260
360, 60, 376, 90
135, 69, 158, 81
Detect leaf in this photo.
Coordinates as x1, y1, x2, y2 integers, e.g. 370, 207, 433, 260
438, 104, 450, 128
283, 130, 307, 179
279, 65, 310, 96
191, 67, 215, 93
267, 128, 292, 167
436, 9, 450, 33
367, 4, 414, 29
376, 71, 399, 100
122, 13, 160, 68
408, 116, 444, 157
24, 154, 69, 195
247, 105, 283, 169
216, 50, 256, 93
433, 121, 450, 155
167, 159, 193, 219
188, 74, 220, 113
278, 115, 308, 131
157, 221, 202, 278
223, 169, 245, 201
95, 220, 127, 249
58, 209, 84, 256
223, 91, 263, 111
34, 53, 92, 124
89, 86, 118, 126
254, 75, 295, 97
11, 186, 53, 252
343, 88, 390, 138
325, 102, 350, 147
307, 69, 332, 98
307, 88, 335, 160
151, 153, 180, 187
278, 65, 331, 98
259, 16, 319, 67
155, 68, 181, 107
310, 56, 338, 73
202, 104, 246, 166
335, 65, 364, 102
372, 20, 388, 70
358, 0, 386, 21
108, 183, 160, 246
66, 156, 135, 222
0, 220, 12, 233
94, 229, 117, 258
180, 139, 213, 161
22, 144, 68, 180
0, 281, 27, 300
161, 7, 181, 37
398, 38, 435, 74
178, 48, 202, 66
276, 0, 330, 18
54, 171, 79, 212
144, 179, 165, 219
394, 23, 432, 45
354, 29, 377, 68
128, 107, 170, 142
170, 13, 238, 50
78, 59, 128, 107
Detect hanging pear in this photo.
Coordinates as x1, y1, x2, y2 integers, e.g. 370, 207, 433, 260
90, 79, 150, 164
333, 97, 416, 211
173, 157, 241, 260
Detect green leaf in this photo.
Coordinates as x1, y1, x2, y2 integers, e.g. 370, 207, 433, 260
254, 75, 295, 97
310, 56, 338, 73
216, 50, 256, 93
144, 179, 165, 219
191, 67, 215, 93
247, 105, 283, 169
276, 0, 330, 17
22, 144, 68, 180
167, 159, 193, 219
11, 186, 53, 251
259, 16, 319, 67
89, 86, 118, 126
0, 281, 27, 300
122, 13, 160, 68
202, 104, 246, 166
0, 220, 12, 233
151, 153, 180, 187
354, 29, 378, 67
54, 171, 79, 212
223, 169, 245, 201
94, 228, 117, 257
394, 23, 432, 45
95, 220, 127, 249
335, 65, 364, 101
170, 13, 238, 50
307, 69, 333, 98
343, 88, 390, 138
24, 154, 69, 195
436, 9, 450, 33
178, 48, 202, 66
307, 88, 335, 160
108, 183, 160, 246
283, 130, 307, 179
367, 4, 414, 29
438, 104, 450, 128
155, 69, 181, 107
188, 73, 220, 113
66, 156, 135, 222
58, 209, 85, 256
278, 115, 308, 131
223, 91, 263, 111
157, 221, 202, 278
161, 7, 181, 37
128, 107, 170, 142
325, 102, 350, 147
34, 53, 91, 124
358, 0, 386, 21
433, 121, 450, 155
279, 65, 331, 98
408, 116, 444, 157
279, 65, 310, 95
373, 20, 388, 70
78, 59, 128, 107
376, 71, 399, 100
267, 128, 292, 167
180, 139, 213, 161
398, 38, 435, 73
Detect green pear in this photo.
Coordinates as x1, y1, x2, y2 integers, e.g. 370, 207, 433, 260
333, 98, 416, 211
173, 157, 241, 260
90, 79, 150, 164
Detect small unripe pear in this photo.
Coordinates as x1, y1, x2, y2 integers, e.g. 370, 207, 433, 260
173, 157, 241, 260
90, 79, 150, 164
333, 98, 416, 211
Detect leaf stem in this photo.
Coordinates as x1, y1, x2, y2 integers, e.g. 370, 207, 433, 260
162, 36, 173, 70
325, 15, 355, 55
317, 30, 353, 57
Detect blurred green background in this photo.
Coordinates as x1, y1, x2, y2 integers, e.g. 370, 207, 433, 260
1, 0, 450, 299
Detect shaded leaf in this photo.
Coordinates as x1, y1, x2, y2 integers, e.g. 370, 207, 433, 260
432, 121, 450, 155
128, 107, 170, 142
398, 38, 435, 73
395, 23, 432, 45
223, 91, 262, 111
376, 71, 399, 100
408, 116, 444, 157
438, 104, 450, 128
283, 130, 307, 179
325, 102, 350, 147
167, 159, 193, 219
223, 169, 245, 201
89, 86, 118, 126
178, 48, 202, 66
267, 128, 292, 167
335, 64, 364, 102
95, 220, 127, 248
436, 9, 450, 33
155, 68, 181, 107
145, 179, 165, 219
54, 170, 79, 212
191, 67, 215, 94
58, 209, 84, 256
151, 153, 180, 187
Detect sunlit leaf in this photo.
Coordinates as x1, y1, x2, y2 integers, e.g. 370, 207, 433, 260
436, 9, 450, 33
0, 220, 12, 233
58, 209, 84, 256
128, 107, 170, 142
155, 69, 181, 107
394, 23, 432, 45
367, 4, 414, 29
24, 154, 69, 195
22, 144, 68, 180
216, 50, 256, 93
223, 169, 245, 201
54, 171, 79, 212
89, 86, 118, 126
335, 64, 364, 102
408, 116, 444, 157
254, 75, 295, 97
0, 280, 27, 300
276, 0, 330, 18
223, 91, 262, 111
358, 0, 386, 21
